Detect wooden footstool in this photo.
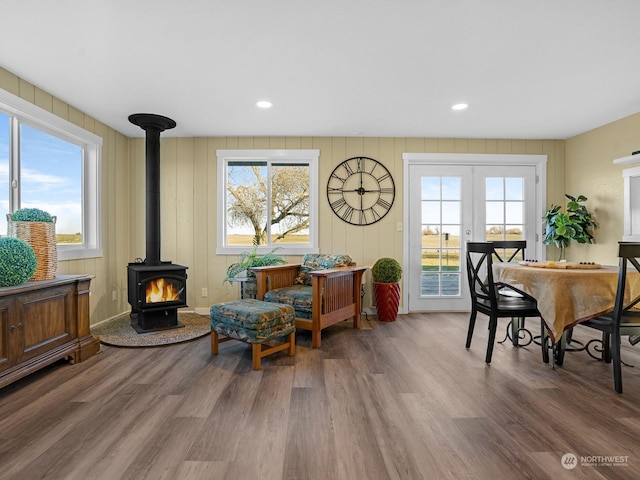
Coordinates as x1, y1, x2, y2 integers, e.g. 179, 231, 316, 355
210, 299, 296, 370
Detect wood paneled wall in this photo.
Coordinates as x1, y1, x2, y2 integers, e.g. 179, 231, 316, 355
0, 67, 130, 326
1, 66, 574, 321
128, 136, 565, 313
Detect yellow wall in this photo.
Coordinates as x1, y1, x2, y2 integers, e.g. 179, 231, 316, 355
128, 136, 565, 312
0, 67, 131, 325
565, 112, 640, 264
6, 65, 639, 320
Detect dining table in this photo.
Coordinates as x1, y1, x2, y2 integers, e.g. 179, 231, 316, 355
493, 261, 640, 348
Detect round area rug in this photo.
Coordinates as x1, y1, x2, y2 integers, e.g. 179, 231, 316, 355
92, 312, 210, 347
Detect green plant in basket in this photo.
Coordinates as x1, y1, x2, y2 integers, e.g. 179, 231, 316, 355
372, 257, 402, 283
0, 237, 37, 286
11, 208, 54, 222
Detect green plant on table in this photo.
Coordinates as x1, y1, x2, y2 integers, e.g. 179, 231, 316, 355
11, 208, 54, 222
0, 237, 37, 286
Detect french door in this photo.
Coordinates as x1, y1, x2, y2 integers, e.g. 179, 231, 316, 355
406, 159, 540, 312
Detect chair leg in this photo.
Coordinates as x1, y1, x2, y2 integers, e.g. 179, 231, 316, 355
611, 333, 623, 393
311, 329, 321, 348
211, 331, 219, 355
288, 331, 296, 356
485, 316, 498, 364
466, 310, 478, 348
602, 332, 612, 363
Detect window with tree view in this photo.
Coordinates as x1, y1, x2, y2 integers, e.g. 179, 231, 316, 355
217, 150, 319, 254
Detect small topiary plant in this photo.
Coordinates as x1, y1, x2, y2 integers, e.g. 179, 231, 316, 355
11, 208, 54, 222
372, 257, 402, 283
0, 237, 38, 286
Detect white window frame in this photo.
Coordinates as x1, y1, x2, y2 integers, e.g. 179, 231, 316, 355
0, 88, 103, 260
216, 149, 319, 255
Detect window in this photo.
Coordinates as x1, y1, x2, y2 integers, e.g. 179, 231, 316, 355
485, 176, 525, 242
217, 149, 319, 255
0, 89, 102, 259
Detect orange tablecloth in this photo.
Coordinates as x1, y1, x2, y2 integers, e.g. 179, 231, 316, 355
493, 263, 640, 344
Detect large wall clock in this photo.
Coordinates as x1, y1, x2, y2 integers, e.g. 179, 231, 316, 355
327, 156, 395, 225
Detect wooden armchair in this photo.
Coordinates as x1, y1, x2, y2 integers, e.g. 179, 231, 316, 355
251, 254, 367, 348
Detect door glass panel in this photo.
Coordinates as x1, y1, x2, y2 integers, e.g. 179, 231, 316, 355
486, 176, 526, 260
421, 177, 461, 296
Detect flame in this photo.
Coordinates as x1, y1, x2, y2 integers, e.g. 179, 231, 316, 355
146, 278, 180, 303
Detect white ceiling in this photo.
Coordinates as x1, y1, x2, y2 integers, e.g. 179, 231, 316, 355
2, 0, 640, 139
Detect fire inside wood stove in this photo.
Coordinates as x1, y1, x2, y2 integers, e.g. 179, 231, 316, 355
146, 277, 183, 303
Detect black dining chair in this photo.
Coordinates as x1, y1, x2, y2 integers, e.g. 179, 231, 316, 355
491, 240, 528, 347
492, 240, 527, 263
578, 242, 640, 393
465, 241, 542, 363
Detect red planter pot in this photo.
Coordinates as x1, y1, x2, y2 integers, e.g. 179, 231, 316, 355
373, 282, 400, 321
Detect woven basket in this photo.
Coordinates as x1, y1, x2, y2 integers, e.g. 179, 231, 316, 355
7, 214, 57, 281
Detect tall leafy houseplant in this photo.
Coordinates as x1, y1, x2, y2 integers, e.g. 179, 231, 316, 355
542, 194, 598, 260
372, 257, 402, 322
225, 242, 286, 297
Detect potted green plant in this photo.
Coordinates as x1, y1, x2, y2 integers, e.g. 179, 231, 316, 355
7, 207, 57, 280
542, 194, 598, 260
371, 257, 402, 321
225, 242, 286, 298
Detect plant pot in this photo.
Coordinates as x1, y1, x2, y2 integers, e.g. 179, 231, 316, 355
242, 277, 257, 299
373, 282, 400, 322
7, 215, 57, 281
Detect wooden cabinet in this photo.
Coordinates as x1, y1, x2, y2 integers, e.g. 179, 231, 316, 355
0, 275, 100, 389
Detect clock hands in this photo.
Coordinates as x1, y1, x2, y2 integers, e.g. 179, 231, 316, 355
341, 187, 381, 194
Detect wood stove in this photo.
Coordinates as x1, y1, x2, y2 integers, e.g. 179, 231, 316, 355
127, 113, 188, 333
128, 261, 187, 332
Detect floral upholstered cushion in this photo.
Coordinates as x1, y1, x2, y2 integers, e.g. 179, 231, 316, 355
264, 285, 313, 319
294, 253, 354, 285
294, 265, 316, 286
303, 253, 354, 269
210, 299, 296, 343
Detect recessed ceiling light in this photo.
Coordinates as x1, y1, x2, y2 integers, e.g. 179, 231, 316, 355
256, 100, 273, 109
452, 103, 468, 111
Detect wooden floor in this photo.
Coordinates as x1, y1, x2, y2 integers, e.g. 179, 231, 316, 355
2, 313, 640, 480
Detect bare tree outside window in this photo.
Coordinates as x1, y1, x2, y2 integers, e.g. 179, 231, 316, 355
226, 161, 310, 245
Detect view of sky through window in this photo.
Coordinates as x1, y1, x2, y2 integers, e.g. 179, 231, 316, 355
0, 112, 83, 242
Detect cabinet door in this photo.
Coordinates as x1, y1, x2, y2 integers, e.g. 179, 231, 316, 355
0, 297, 15, 373
15, 284, 75, 363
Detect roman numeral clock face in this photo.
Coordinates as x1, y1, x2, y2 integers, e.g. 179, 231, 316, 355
327, 157, 395, 225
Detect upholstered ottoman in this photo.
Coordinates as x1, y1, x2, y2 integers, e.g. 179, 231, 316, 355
210, 299, 296, 370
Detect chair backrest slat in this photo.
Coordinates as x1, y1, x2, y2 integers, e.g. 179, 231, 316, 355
466, 242, 498, 308
491, 240, 526, 263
